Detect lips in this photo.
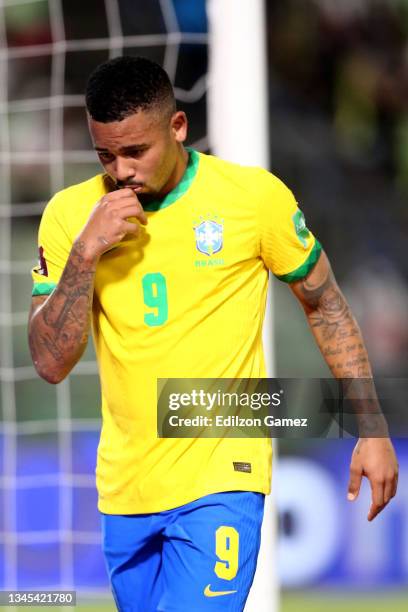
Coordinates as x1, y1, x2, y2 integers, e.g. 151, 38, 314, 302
116, 182, 144, 191
115, 184, 145, 193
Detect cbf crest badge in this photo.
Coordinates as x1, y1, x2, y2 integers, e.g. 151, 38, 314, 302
193, 217, 224, 256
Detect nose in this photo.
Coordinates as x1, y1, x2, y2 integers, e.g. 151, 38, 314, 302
113, 156, 136, 183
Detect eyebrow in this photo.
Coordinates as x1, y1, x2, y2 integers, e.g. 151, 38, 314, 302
94, 144, 149, 153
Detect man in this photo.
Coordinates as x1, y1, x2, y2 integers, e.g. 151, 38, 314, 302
28, 56, 398, 611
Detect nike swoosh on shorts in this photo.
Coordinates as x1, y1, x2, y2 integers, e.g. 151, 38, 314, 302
203, 584, 237, 597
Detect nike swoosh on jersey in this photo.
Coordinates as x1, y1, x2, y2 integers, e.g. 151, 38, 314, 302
204, 584, 237, 597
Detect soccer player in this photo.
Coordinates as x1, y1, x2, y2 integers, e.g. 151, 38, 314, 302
28, 56, 398, 611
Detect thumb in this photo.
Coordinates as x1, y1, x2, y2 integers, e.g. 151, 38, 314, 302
347, 466, 363, 501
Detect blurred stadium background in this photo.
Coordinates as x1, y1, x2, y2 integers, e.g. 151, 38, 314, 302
0, 0, 407, 610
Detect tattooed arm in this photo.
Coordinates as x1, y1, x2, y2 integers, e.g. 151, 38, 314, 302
290, 250, 373, 379
28, 241, 98, 384
28, 188, 148, 384
290, 250, 398, 521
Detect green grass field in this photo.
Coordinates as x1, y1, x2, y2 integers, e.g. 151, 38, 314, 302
12, 591, 408, 612
281, 591, 408, 612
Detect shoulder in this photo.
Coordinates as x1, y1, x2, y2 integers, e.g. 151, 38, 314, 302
197, 151, 292, 200
41, 174, 108, 237
197, 151, 266, 181
47, 174, 108, 212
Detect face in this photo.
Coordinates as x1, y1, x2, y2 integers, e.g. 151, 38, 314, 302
88, 108, 188, 199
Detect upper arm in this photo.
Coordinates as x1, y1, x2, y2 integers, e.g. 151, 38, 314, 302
28, 294, 49, 326
289, 250, 340, 313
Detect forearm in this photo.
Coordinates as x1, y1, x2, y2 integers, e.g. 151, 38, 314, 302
306, 286, 370, 379
28, 240, 98, 384
309, 300, 389, 436
292, 252, 388, 436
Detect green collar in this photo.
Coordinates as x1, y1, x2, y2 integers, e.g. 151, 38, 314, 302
143, 148, 199, 212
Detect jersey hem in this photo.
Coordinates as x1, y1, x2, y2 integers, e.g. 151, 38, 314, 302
275, 240, 322, 283
97, 480, 271, 515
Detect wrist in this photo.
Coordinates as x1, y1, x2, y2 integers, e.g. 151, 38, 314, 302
357, 414, 390, 438
73, 237, 101, 266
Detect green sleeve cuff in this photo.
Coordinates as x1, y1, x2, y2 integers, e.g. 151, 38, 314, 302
275, 240, 322, 283
32, 282, 57, 296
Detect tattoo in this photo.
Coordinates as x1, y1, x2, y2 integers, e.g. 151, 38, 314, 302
300, 268, 371, 379
358, 366, 371, 377
298, 261, 389, 436
28, 241, 96, 381
323, 346, 343, 357
302, 270, 332, 306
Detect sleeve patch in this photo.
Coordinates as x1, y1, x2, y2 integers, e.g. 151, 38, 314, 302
292, 209, 311, 248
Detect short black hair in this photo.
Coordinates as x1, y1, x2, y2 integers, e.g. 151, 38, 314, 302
85, 56, 176, 122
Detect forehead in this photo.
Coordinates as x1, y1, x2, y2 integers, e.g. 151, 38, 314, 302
88, 109, 163, 147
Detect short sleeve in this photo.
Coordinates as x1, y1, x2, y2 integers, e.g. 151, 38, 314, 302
257, 170, 322, 282
31, 194, 73, 296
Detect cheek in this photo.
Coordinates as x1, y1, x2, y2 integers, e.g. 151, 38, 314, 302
148, 150, 171, 182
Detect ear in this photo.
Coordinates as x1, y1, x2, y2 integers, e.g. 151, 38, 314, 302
170, 111, 188, 143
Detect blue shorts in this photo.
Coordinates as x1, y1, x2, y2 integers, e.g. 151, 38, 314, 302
101, 491, 265, 612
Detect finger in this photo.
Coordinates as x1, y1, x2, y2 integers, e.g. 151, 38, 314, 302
119, 220, 142, 235
115, 205, 148, 225
367, 480, 385, 521
102, 187, 136, 201
383, 477, 395, 505
101, 190, 148, 224
109, 198, 148, 224
388, 472, 398, 501
368, 501, 385, 521
108, 186, 147, 216
347, 465, 363, 501
100, 192, 146, 220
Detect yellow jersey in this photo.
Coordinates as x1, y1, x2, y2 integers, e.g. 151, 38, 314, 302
31, 150, 321, 514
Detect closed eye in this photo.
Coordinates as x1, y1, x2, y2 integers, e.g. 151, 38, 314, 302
123, 148, 148, 158
97, 151, 115, 163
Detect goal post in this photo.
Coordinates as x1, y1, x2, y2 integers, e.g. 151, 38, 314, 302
0, 0, 278, 605
207, 1, 279, 610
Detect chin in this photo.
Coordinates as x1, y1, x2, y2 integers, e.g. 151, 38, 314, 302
138, 192, 157, 204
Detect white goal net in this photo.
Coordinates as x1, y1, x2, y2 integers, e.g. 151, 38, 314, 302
0, 0, 208, 599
